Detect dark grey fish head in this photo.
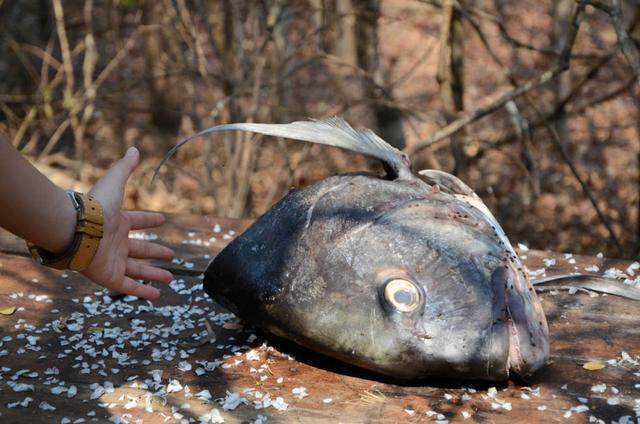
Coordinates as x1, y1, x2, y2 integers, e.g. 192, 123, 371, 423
204, 174, 549, 381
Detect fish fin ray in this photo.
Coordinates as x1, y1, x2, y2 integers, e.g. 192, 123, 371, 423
153, 117, 410, 182
532, 274, 640, 300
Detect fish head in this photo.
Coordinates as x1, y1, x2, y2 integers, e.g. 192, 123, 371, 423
300, 196, 548, 380
204, 175, 549, 381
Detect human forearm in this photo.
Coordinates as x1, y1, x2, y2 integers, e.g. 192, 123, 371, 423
0, 140, 76, 254
1, 141, 173, 299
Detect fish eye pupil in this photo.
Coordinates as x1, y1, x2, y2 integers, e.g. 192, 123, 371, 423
383, 278, 421, 312
394, 290, 411, 305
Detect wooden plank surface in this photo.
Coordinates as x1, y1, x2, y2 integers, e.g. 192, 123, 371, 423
0, 216, 639, 423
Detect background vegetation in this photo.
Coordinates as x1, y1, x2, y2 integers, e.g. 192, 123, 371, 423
1, 0, 639, 258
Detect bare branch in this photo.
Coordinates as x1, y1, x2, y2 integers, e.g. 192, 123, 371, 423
52, 0, 75, 102
578, 0, 640, 82
586, 0, 640, 252
406, 4, 584, 156
611, 0, 640, 83
459, 1, 624, 253
578, 0, 612, 14
405, 66, 563, 155
470, 73, 637, 165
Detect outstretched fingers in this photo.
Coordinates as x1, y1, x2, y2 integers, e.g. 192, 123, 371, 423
129, 239, 174, 260
106, 259, 173, 301
125, 210, 166, 230
125, 258, 173, 284
117, 276, 161, 300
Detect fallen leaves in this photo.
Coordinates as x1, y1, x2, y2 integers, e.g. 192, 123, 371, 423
583, 361, 605, 371
0, 306, 16, 315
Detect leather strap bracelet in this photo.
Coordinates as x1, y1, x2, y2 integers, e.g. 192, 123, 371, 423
27, 191, 104, 271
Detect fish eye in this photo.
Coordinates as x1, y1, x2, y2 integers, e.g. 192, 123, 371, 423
383, 279, 421, 312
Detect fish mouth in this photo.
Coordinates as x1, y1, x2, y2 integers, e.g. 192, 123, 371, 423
504, 267, 550, 377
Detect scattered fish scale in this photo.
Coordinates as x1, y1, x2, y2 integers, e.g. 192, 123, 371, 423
0, 291, 636, 424
0, 250, 341, 422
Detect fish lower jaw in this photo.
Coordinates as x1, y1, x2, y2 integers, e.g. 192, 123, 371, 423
506, 319, 524, 376
506, 315, 548, 378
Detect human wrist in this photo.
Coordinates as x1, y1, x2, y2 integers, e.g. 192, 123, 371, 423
47, 189, 77, 254
29, 191, 104, 271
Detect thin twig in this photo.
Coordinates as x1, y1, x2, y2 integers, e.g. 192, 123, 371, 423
7, 39, 41, 86
38, 119, 70, 160
585, 0, 640, 253
10, 107, 37, 148
578, 0, 640, 82
420, 0, 596, 58
610, 0, 640, 83
52, 0, 75, 105
547, 123, 624, 253
607, 0, 640, 254
11, 40, 62, 70
406, 2, 583, 156
405, 65, 564, 155
93, 23, 143, 93
52, 0, 85, 167
578, 0, 612, 14
460, 2, 624, 253
469, 73, 638, 163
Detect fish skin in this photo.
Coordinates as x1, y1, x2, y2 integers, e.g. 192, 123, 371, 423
204, 173, 550, 380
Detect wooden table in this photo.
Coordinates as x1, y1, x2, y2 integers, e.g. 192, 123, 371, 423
0, 215, 638, 423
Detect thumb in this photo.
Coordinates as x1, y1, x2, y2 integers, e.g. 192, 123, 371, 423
101, 147, 140, 190
90, 146, 139, 202
110, 147, 140, 187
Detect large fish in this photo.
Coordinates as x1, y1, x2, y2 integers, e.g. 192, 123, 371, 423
157, 118, 640, 381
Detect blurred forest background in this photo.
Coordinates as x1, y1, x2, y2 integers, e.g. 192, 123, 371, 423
1, 0, 639, 258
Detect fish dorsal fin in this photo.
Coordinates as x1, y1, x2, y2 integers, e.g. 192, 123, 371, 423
417, 169, 476, 197
153, 117, 412, 181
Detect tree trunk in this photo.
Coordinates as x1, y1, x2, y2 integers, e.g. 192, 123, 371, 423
437, 0, 466, 175
141, 0, 181, 132
552, 0, 575, 144
335, 0, 357, 64
354, 0, 406, 149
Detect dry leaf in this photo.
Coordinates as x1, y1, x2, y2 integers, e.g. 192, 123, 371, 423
0, 306, 16, 315
583, 361, 605, 371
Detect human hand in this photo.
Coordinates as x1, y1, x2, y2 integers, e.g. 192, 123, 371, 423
82, 147, 174, 299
